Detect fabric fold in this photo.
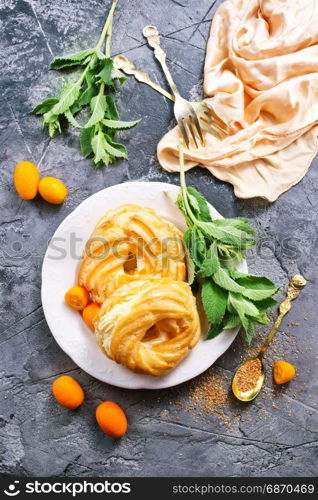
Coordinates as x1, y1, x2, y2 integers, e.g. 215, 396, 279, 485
157, 0, 318, 201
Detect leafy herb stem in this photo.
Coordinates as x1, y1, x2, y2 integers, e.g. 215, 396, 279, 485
78, 58, 95, 85
95, 0, 118, 51
105, 14, 114, 58
99, 82, 105, 98
32, 0, 140, 167
170, 144, 278, 344
179, 143, 198, 227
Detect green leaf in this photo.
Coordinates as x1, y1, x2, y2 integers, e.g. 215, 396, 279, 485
80, 126, 95, 158
200, 221, 255, 248
228, 292, 260, 318
228, 270, 279, 301
198, 242, 220, 278
185, 247, 195, 285
97, 58, 113, 85
176, 193, 192, 227
242, 285, 278, 301
50, 49, 95, 70
105, 95, 119, 120
223, 314, 241, 329
77, 84, 99, 108
186, 226, 206, 268
241, 317, 255, 344
64, 109, 82, 128
31, 98, 59, 115
43, 111, 58, 125
48, 118, 61, 138
85, 68, 97, 86
213, 268, 244, 294
111, 67, 127, 84
103, 135, 128, 159
230, 269, 275, 283
206, 322, 224, 340
187, 193, 200, 213
227, 293, 259, 344
250, 297, 277, 315
213, 218, 256, 236
201, 278, 228, 325
186, 187, 212, 222
102, 118, 141, 130
253, 313, 270, 325
242, 288, 277, 301
85, 93, 107, 128
43, 110, 58, 124
51, 82, 81, 115
91, 130, 110, 166
183, 228, 192, 256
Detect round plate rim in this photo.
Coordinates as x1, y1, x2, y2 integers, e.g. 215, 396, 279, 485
41, 181, 247, 389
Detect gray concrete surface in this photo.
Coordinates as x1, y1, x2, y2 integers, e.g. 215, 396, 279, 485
0, 0, 317, 477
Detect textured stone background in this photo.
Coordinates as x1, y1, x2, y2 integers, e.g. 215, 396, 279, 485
0, 0, 317, 477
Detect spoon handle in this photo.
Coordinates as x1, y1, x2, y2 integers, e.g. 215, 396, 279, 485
113, 55, 175, 101
143, 25, 180, 97
260, 275, 307, 355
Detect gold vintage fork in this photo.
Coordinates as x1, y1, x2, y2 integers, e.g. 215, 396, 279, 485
143, 25, 208, 148
113, 55, 227, 140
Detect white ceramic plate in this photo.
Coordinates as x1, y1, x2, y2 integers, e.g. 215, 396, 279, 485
42, 182, 247, 389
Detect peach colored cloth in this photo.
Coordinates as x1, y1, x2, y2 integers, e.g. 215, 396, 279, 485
157, 0, 318, 201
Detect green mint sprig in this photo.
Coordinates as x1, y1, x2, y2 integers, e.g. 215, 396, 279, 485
31, 0, 140, 168
170, 145, 278, 344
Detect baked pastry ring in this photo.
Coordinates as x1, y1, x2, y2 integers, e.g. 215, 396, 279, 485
78, 204, 186, 303
94, 279, 201, 376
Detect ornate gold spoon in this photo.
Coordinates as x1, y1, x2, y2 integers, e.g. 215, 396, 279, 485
113, 55, 175, 101
232, 275, 307, 402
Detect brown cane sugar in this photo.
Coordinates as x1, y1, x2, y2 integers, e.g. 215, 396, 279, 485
234, 357, 262, 392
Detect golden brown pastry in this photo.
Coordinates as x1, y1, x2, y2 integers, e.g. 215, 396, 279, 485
94, 279, 201, 376
78, 204, 186, 303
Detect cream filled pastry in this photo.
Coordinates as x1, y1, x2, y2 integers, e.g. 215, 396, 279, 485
94, 279, 201, 376
78, 204, 186, 303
